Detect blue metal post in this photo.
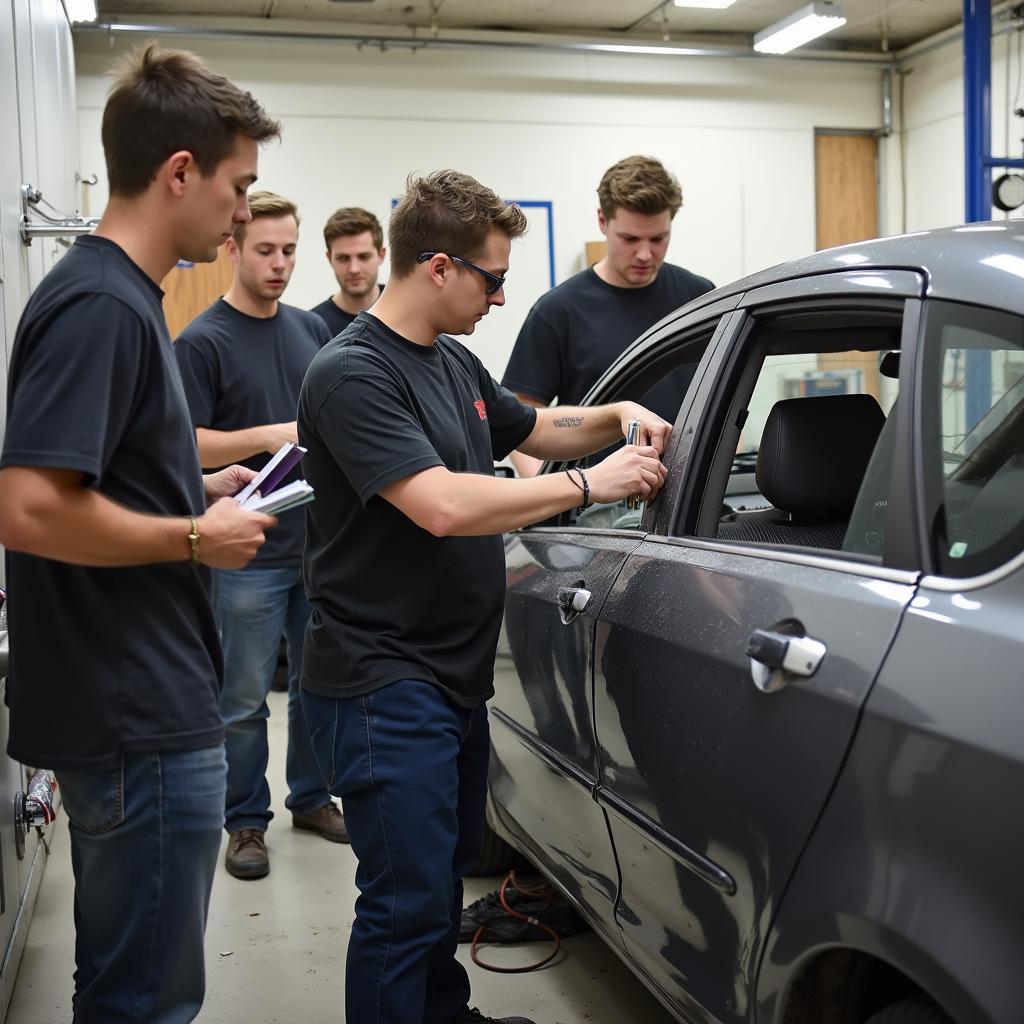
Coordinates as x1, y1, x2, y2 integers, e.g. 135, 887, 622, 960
963, 0, 993, 430
963, 0, 991, 221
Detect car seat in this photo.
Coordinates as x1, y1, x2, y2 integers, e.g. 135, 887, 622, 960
717, 394, 885, 549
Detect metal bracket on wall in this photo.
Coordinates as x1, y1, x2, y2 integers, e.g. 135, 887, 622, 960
20, 183, 98, 246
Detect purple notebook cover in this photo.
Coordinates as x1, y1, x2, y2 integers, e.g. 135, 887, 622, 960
260, 445, 306, 496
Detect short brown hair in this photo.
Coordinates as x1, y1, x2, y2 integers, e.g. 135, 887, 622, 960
388, 170, 527, 278
102, 43, 280, 198
323, 207, 384, 251
234, 191, 298, 244
597, 155, 682, 220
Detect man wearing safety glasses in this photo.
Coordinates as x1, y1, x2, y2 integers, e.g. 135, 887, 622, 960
297, 169, 669, 1024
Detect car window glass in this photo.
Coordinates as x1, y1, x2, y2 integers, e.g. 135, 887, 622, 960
928, 309, 1024, 577
737, 352, 898, 505
678, 306, 905, 560
528, 325, 717, 533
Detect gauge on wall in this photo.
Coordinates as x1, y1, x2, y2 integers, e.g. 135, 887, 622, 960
992, 172, 1024, 212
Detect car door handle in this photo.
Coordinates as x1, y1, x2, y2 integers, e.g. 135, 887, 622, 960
557, 586, 591, 625
747, 628, 826, 693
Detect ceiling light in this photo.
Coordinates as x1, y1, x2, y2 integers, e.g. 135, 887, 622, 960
64, 0, 98, 22
674, 0, 739, 8
753, 1, 846, 55
590, 43, 711, 55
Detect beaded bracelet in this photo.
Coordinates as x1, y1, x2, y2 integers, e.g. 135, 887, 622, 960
572, 467, 591, 513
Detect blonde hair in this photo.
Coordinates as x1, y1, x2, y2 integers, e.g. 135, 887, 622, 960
235, 191, 298, 244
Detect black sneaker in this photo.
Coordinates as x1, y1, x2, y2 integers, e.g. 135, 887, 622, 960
456, 1008, 537, 1024
459, 879, 585, 943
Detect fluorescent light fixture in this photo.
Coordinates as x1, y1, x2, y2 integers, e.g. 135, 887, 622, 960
674, 0, 739, 8
65, 0, 98, 22
590, 43, 709, 56
753, 2, 846, 55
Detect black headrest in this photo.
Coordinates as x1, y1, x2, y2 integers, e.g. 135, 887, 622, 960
756, 395, 885, 517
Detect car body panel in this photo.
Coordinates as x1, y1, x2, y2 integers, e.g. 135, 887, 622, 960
491, 531, 644, 940
758, 561, 1024, 1024
593, 539, 915, 1023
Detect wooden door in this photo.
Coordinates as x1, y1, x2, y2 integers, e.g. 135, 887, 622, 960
815, 132, 882, 399
162, 246, 234, 339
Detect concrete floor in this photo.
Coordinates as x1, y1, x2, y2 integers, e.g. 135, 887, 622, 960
6, 691, 676, 1023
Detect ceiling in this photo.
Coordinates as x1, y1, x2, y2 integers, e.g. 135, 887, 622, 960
94, 0, 966, 54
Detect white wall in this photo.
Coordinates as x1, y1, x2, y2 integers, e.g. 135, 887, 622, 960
899, 28, 1024, 231
3, 0, 79, 374
75, 31, 889, 378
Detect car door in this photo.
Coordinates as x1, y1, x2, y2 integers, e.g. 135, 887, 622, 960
591, 273, 925, 1023
489, 300, 741, 946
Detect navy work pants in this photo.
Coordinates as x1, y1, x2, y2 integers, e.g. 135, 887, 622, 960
301, 679, 489, 1024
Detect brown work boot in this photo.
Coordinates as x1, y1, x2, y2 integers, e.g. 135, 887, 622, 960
291, 801, 349, 844
225, 828, 269, 879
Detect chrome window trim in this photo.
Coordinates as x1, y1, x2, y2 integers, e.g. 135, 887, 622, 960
920, 546, 1024, 592
643, 534, 921, 584
510, 527, 646, 540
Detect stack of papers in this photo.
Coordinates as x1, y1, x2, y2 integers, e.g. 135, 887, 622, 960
234, 442, 315, 515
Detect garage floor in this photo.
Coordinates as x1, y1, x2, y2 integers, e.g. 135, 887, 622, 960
6, 691, 676, 1023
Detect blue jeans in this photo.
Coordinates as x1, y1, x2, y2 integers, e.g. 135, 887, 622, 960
55, 745, 226, 1024
301, 680, 489, 1024
215, 565, 327, 831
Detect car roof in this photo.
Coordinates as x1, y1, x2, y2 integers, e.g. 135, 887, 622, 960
685, 221, 1024, 320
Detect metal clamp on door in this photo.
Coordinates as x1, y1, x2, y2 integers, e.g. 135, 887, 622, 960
747, 627, 826, 693
557, 585, 591, 625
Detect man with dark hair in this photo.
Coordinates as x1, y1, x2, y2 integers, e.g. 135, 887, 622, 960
298, 168, 670, 1024
503, 154, 714, 475
176, 191, 341, 882
311, 206, 386, 336
0, 44, 279, 1024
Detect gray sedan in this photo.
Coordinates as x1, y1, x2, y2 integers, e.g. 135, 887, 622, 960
486, 223, 1024, 1024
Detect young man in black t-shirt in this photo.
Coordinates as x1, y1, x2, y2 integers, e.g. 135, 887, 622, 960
502, 155, 715, 475
298, 169, 670, 1024
176, 192, 340, 881
0, 46, 279, 1023
310, 206, 386, 336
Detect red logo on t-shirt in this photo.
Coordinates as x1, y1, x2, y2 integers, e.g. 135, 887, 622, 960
474, 399, 488, 420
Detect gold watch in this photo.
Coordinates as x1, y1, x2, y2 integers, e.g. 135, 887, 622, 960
187, 516, 200, 565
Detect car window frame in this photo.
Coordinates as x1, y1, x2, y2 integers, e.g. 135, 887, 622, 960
915, 297, 1024, 580
667, 283, 926, 574
513, 296, 744, 538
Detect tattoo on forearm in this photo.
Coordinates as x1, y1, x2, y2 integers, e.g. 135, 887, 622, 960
552, 415, 584, 429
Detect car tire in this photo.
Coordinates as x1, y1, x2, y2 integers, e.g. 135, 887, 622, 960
470, 821, 518, 876
863, 996, 953, 1024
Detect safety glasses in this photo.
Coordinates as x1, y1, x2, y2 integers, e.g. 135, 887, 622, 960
417, 251, 506, 295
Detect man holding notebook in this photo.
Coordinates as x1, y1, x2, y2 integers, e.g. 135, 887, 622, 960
176, 190, 342, 880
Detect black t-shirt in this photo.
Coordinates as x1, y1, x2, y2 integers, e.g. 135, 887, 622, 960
501, 263, 714, 424
298, 312, 536, 707
2, 235, 223, 772
175, 299, 331, 567
310, 287, 383, 338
